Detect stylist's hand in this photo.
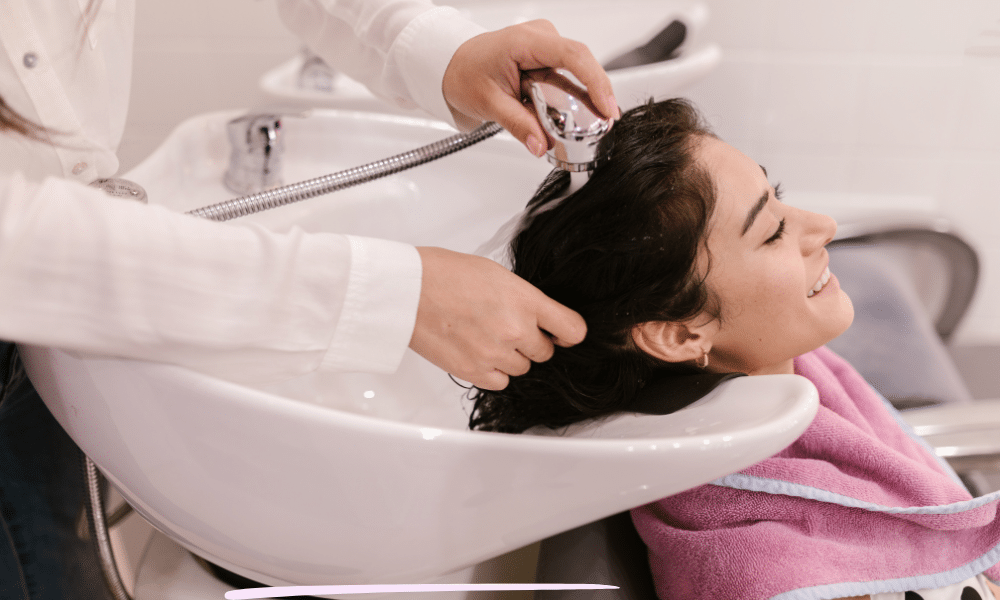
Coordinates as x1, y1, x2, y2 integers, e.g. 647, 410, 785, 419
442, 19, 619, 157
410, 247, 587, 390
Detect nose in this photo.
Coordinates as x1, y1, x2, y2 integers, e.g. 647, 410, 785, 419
798, 208, 837, 255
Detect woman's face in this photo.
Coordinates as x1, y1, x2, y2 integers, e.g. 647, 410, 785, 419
697, 136, 854, 375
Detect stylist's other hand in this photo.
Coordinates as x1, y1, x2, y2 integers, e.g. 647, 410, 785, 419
442, 19, 619, 158
410, 247, 587, 390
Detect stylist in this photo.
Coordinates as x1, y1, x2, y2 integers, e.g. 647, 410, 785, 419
0, 0, 618, 391
0, 2, 615, 599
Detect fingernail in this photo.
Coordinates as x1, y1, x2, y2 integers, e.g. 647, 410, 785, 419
526, 134, 545, 157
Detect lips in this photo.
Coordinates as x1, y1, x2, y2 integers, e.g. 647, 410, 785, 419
807, 266, 831, 298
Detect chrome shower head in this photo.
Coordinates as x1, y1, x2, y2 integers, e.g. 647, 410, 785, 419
524, 69, 614, 173
474, 72, 614, 267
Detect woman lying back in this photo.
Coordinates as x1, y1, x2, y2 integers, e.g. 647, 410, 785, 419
469, 99, 1000, 600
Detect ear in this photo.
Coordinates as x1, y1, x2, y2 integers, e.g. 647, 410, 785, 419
631, 319, 717, 364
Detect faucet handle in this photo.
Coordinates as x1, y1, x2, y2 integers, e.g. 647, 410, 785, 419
522, 69, 613, 172
223, 113, 284, 194
226, 113, 282, 154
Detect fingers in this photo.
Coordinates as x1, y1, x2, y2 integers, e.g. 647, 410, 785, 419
514, 20, 620, 121
469, 335, 550, 391
535, 296, 588, 348
409, 247, 586, 391
516, 329, 557, 364
476, 370, 509, 392
464, 296, 579, 389
498, 349, 533, 378
486, 90, 549, 157
454, 326, 556, 390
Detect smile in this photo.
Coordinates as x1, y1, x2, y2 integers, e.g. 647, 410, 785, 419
807, 266, 832, 298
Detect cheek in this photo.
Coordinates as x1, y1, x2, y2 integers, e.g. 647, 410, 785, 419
734, 260, 804, 317
705, 247, 805, 328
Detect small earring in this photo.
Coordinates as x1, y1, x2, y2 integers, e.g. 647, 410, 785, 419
698, 350, 710, 369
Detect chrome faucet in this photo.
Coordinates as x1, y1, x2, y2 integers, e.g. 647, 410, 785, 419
223, 113, 284, 194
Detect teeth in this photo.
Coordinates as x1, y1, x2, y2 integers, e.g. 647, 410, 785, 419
807, 267, 831, 298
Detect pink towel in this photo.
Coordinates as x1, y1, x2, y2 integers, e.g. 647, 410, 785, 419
631, 346, 1000, 600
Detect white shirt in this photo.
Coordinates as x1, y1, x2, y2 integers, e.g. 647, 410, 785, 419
0, 0, 131, 181
0, 0, 484, 383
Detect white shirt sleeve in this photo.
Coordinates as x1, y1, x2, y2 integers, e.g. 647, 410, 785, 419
0, 0, 476, 384
275, 0, 486, 127
0, 173, 422, 384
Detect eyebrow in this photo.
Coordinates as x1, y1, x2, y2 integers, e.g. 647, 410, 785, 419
741, 189, 770, 236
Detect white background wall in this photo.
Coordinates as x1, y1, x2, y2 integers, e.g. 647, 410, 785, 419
121, 0, 1000, 343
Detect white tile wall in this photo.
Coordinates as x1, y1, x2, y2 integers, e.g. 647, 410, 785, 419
683, 0, 1000, 343
954, 63, 1000, 153
118, 0, 299, 172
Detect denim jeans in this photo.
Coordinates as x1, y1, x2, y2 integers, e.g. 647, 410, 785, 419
0, 342, 113, 600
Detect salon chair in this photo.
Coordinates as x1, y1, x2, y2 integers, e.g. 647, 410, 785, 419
531, 215, 991, 600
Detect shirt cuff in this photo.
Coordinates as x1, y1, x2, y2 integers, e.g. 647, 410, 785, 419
392, 6, 486, 129
320, 235, 422, 373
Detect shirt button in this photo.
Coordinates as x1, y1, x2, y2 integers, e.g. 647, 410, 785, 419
22, 53, 38, 69
72, 162, 88, 175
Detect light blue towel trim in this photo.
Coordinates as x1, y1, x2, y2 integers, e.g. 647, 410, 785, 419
713, 472, 1000, 514
767, 539, 1000, 600
712, 386, 1000, 514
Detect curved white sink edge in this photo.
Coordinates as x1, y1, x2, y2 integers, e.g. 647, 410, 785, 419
23, 343, 818, 585
44, 346, 816, 447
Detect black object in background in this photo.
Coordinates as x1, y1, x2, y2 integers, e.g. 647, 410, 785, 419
603, 20, 687, 71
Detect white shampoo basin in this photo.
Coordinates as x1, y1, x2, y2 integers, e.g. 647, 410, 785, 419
21, 109, 817, 586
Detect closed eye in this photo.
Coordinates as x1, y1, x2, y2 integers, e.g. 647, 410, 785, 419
773, 182, 784, 201
765, 218, 786, 245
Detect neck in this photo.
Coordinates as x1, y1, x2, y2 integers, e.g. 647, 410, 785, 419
747, 358, 795, 376
707, 352, 796, 377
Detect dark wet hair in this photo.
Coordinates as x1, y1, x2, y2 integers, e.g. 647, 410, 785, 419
468, 98, 722, 433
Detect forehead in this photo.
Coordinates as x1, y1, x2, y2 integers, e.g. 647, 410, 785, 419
695, 137, 768, 229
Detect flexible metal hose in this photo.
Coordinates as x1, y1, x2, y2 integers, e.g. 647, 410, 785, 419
85, 456, 133, 600
187, 121, 503, 222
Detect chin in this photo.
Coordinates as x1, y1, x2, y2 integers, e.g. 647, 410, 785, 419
813, 285, 855, 346
829, 289, 855, 340
796, 293, 857, 364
